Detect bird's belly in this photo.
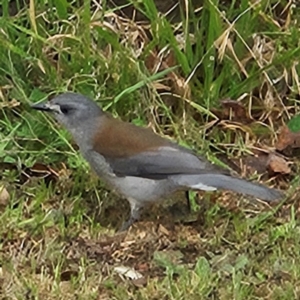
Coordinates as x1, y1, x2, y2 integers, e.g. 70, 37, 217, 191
81, 150, 178, 202
106, 176, 176, 202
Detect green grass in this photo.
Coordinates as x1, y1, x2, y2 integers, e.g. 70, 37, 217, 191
1, 0, 300, 299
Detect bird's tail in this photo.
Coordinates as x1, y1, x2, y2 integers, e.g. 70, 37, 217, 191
173, 174, 283, 202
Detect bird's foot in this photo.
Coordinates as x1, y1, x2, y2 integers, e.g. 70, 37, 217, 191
118, 216, 138, 232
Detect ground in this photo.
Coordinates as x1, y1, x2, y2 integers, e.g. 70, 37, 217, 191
1, 0, 300, 299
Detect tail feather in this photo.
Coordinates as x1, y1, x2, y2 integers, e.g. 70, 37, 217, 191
173, 174, 283, 202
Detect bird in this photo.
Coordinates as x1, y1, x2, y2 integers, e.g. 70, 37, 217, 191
31, 92, 284, 230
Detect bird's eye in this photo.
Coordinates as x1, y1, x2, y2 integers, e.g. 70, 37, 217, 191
60, 106, 70, 114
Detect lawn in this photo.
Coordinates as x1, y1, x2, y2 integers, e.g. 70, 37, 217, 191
1, 0, 300, 299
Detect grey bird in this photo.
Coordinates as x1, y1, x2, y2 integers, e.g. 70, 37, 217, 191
32, 92, 283, 230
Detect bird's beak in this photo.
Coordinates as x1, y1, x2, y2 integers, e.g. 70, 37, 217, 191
31, 102, 61, 113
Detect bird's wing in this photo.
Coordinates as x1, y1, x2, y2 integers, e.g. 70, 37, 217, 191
91, 115, 229, 179
104, 146, 229, 179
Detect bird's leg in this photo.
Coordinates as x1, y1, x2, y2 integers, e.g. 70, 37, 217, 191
119, 216, 136, 232
185, 191, 191, 212
118, 200, 143, 232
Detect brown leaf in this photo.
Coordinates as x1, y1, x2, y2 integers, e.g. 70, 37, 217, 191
220, 98, 248, 121
276, 125, 300, 151
267, 153, 291, 175
242, 154, 269, 174
212, 98, 250, 122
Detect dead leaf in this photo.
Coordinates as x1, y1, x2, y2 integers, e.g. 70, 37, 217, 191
212, 98, 251, 122
276, 125, 300, 152
219, 98, 248, 121
0, 186, 10, 206
114, 266, 143, 280
267, 153, 291, 174
242, 155, 270, 174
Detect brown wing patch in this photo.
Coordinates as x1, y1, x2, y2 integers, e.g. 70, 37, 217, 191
92, 115, 172, 158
